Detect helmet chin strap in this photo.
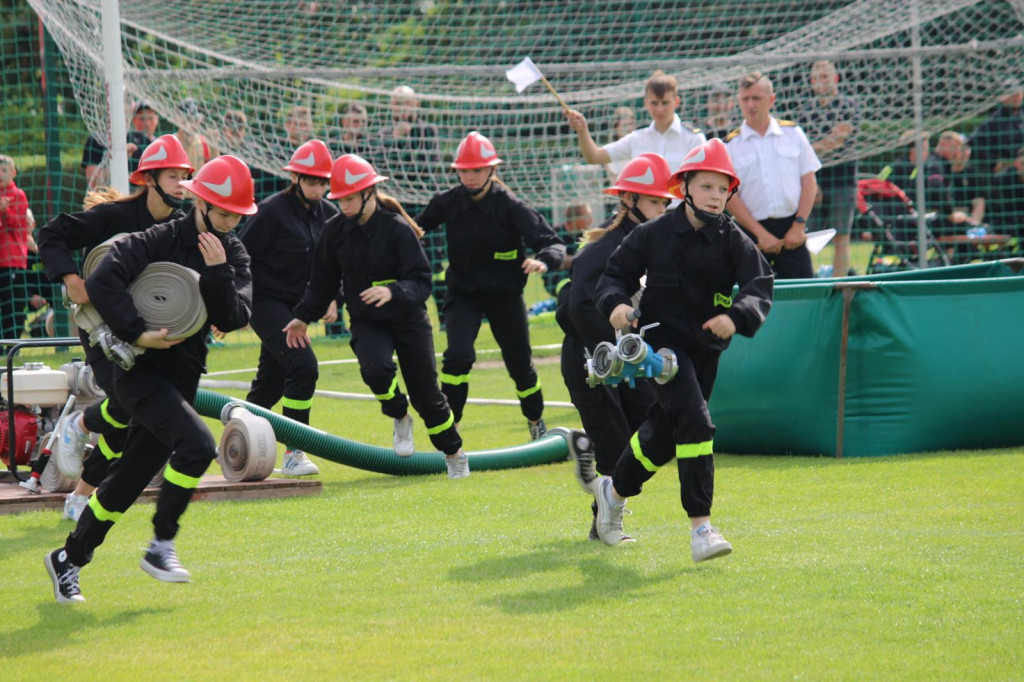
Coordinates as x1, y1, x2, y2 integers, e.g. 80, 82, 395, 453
354, 188, 375, 222
465, 168, 494, 199
294, 180, 310, 206
151, 172, 184, 209
199, 205, 226, 241
683, 177, 737, 227
623, 194, 647, 224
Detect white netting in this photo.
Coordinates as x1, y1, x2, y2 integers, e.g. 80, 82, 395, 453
27, 0, 1024, 214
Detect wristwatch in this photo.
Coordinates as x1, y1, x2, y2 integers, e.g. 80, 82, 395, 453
794, 216, 807, 224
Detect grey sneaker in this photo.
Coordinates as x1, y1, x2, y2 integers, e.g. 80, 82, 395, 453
691, 522, 733, 563
62, 493, 89, 522
588, 500, 634, 543
594, 476, 626, 546
445, 452, 470, 480
52, 411, 88, 479
393, 414, 415, 457
567, 430, 598, 494
141, 538, 191, 582
278, 449, 319, 476
44, 548, 85, 603
528, 418, 547, 441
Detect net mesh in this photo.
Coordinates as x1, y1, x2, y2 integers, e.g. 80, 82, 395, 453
2, 0, 1024, 344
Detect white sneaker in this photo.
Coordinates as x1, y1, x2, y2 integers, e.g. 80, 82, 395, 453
594, 476, 627, 546
278, 449, 319, 476
52, 411, 88, 479
445, 452, 470, 480
691, 522, 733, 563
140, 538, 191, 582
393, 414, 415, 457
62, 493, 89, 522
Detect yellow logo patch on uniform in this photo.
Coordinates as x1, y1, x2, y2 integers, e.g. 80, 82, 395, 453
714, 292, 733, 308
493, 250, 518, 261
371, 279, 397, 287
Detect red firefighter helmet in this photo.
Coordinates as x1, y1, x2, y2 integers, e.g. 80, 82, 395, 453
450, 131, 502, 169
179, 155, 258, 215
603, 153, 675, 199
128, 134, 195, 185
668, 138, 741, 198
327, 154, 388, 199
282, 139, 333, 178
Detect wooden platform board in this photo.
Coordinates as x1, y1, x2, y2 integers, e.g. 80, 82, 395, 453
0, 473, 321, 516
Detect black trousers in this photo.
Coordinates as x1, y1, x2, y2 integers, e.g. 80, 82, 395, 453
440, 291, 543, 423
246, 297, 319, 429
560, 333, 655, 475
350, 309, 461, 455
611, 347, 720, 519
64, 358, 215, 566
758, 215, 814, 280
78, 344, 132, 488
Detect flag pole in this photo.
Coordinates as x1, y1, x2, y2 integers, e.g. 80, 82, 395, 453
539, 76, 572, 116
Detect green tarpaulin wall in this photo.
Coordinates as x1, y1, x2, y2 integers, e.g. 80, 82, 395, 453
709, 259, 1024, 457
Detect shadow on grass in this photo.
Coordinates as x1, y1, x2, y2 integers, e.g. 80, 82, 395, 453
448, 540, 683, 614
0, 522, 70, 563
1, 603, 173, 656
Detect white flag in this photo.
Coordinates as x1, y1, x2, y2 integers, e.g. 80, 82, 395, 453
505, 57, 544, 93
805, 228, 837, 255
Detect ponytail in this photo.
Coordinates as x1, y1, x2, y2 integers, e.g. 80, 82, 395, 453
376, 190, 424, 238
582, 204, 629, 245
82, 185, 135, 210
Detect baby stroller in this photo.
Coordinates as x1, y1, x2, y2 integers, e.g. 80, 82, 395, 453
857, 178, 951, 274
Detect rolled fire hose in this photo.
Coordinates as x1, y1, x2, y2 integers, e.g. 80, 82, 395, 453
40, 453, 76, 493
74, 262, 208, 370
81, 233, 130, 279
217, 402, 277, 482
193, 390, 570, 477
128, 262, 208, 341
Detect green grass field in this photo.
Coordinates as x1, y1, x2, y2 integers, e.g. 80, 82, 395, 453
2, 273, 1022, 680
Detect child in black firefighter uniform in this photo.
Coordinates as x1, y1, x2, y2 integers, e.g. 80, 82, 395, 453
283, 155, 468, 477
593, 138, 774, 562
240, 139, 339, 477
37, 134, 194, 522
415, 131, 565, 440
557, 153, 675, 542
44, 155, 256, 603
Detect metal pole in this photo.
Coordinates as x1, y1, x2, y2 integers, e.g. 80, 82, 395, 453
910, 0, 928, 269
101, 0, 129, 194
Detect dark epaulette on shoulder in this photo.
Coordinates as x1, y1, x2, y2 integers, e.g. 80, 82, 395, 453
778, 119, 797, 127
724, 128, 741, 142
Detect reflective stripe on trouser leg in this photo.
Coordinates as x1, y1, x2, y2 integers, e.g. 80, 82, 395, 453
97, 434, 122, 461
611, 410, 676, 498
154, 461, 209, 542
100, 398, 129, 428
281, 395, 313, 426
440, 374, 469, 424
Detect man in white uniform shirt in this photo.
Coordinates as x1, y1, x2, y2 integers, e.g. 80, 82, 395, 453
726, 72, 821, 279
566, 71, 705, 205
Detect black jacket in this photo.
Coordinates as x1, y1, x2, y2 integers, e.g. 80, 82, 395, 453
37, 195, 184, 283
416, 183, 566, 296
239, 188, 339, 305
293, 207, 431, 324
564, 216, 639, 348
86, 210, 252, 375
597, 210, 773, 354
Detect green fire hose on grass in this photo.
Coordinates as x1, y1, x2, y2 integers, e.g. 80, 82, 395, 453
193, 389, 569, 476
